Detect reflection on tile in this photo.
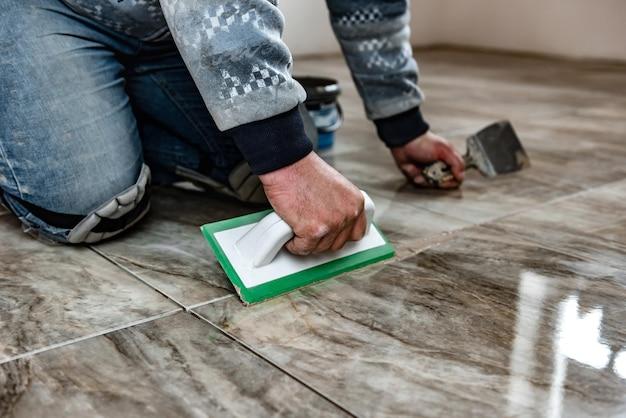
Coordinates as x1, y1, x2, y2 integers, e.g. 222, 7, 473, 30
195, 226, 626, 417
593, 217, 626, 246
366, 193, 471, 258
509, 113, 626, 190
94, 187, 260, 307
533, 99, 626, 139
331, 148, 580, 224
0, 216, 178, 363
0, 312, 348, 417
487, 180, 626, 269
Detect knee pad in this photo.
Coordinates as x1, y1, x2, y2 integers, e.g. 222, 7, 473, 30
4, 164, 151, 244
67, 164, 151, 243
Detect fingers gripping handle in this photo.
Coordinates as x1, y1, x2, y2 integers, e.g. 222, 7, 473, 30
361, 190, 375, 235
235, 190, 375, 268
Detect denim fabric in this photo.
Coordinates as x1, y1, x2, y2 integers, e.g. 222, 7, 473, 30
0, 0, 425, 242
0, 0, 244, 241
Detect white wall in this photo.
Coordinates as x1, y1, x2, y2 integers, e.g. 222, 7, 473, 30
280, 1, 338, 56
280, 0, 441, 55
434, 0, 626, 61
280, 0, 626, 61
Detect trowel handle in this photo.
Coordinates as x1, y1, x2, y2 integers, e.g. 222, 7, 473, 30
421, 155, 470, 187
236, 190, 375, 268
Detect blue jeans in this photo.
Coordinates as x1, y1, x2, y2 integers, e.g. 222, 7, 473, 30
0, 0, 244, 243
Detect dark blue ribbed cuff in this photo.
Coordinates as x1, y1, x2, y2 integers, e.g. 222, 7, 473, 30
374, 106, 430, 148
229, 106, 314, 175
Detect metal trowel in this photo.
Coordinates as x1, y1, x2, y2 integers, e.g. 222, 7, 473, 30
421, 120, 530, 187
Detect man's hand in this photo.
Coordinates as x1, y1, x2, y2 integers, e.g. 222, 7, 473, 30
259, 153, 367, 256
391, 131, 465, 189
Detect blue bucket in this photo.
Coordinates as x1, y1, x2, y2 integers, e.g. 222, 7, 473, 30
295, 77, 343, 150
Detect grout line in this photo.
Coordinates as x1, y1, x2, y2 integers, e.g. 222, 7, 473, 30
483, 177, 626, 225
189, 310, 358, 418
89, 246, 188, 309
89, 246, 237, 312
386, 176, 626, 262
480, 221, 626, 268
0, 308, 182, 365
89, 246, 239, 313
366, 189, 474, 225
186, 294, 235, 311
393, 177, 626, 263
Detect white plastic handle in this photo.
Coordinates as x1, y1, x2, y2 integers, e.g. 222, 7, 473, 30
235, 190, 375, 268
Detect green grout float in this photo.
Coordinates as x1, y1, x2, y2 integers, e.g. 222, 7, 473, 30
201, 191, 394, 304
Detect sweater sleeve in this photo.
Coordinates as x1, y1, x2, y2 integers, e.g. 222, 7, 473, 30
159, 0, 312, 173
325, 0, 429, 147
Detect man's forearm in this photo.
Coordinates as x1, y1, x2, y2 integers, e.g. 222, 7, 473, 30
159, 0, 312, 174
326, 0, 429, 147
160, 0, 305, 130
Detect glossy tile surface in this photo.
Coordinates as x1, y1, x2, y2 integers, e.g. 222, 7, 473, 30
95, 183, 472, 306
195, 226, 626, 417
2, 47, 625, 417
331, 147, 581, 224
0, 216, 178, 363
487, 180, 626, 270
0, 312, 348, 417
366, 193, 471, 258
94, 187, 260, 307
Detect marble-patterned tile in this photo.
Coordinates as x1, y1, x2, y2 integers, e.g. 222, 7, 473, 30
524, 101, 626, 153
94, 187, 261, 308
416, 48, 626, 100
593, 217, 626, 246
330, 146, 581, 224
486, 180, 626, 270
94, 183, 468, 308
195, 226, 626, 418
423, 112, 626, 193
299, 49, 626, 159
503, 118, 626, 190
416, 51, 625, 135
0, 215, 178, 363
365, 192, 471, 258
0, 312, 349, 417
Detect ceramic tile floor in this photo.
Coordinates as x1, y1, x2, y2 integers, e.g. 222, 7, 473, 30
1, 48, 625, 417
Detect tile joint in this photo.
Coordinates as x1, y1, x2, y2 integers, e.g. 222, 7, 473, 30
0, 308, 182, 365
89, 245, 189, 308
189, 310, 358, 418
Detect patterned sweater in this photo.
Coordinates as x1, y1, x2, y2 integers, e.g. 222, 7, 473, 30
61, 0, 429, 173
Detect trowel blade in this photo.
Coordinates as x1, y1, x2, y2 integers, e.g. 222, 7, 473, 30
467, 120, 530, 177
